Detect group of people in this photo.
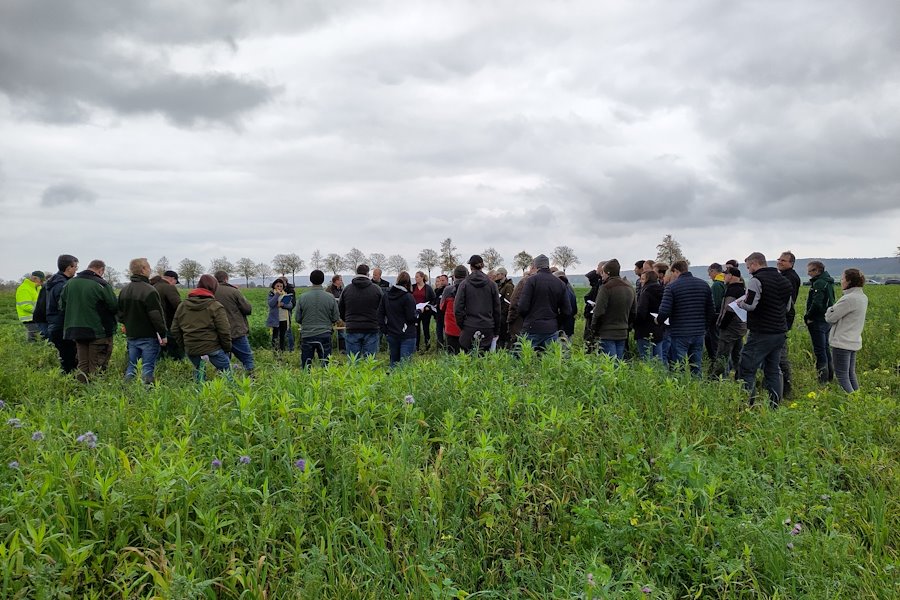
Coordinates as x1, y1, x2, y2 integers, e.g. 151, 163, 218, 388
15, 250, 870, 402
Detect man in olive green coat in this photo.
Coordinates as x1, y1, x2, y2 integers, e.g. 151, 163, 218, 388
58, 259, 118, 383
171, 274, 232, 382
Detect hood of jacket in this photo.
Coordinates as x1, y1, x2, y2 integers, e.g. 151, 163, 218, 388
75, 269, 107, 285
388, 285, 410, 300
811, 271, 835, 286
351, 275, 373, 289
129, 274, 151, 284
466, 270, 490, 288
185, 288, 216, 308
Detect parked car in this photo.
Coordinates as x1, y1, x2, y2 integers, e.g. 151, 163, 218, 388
884, 279, 900, 285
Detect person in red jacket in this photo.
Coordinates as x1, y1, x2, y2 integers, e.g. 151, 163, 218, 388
440, 265, 468, 354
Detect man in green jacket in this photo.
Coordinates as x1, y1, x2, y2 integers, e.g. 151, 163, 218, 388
59, 259, 118, 383
171, 274, 233, 382
805, 261, 835, 383
118, 258, 168, 384
296, 269, 340, 368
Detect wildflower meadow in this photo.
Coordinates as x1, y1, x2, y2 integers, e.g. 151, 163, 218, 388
0, 287, 898, 598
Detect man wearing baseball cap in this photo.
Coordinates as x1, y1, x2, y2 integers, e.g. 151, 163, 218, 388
16, 271, 46, 341
453, 255, 501, 352
154, 269, 184, 359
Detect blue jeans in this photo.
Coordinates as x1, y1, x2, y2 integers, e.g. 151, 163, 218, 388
524, 331, 559, 351
346, 331, 379, 359
286, 326, 295, 352
188, 349, 232, 383
806, 321, 833, 382
599, 338, 626, 360
636, 338, 665, 360
832, 348, 858, 393
670, 334, 705, 377
740, 331, 786, 407
301, 333, 332, 368
126, 337, 161, 383
230, 335, 255, 372
386, 334, 416, 368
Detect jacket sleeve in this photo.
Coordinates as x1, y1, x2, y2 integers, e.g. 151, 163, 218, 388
377, 295, 387, 332
453, 282, 467, 328
405, 295, 417, 327
740, 278, 762, 312
239, 291, 253, 316
517, 279, 533, 317
329, 297, 340, 324
294, 298, 303, 324
104, 284, 118, 317
705, 286, 714, 326
267, 292, 279, 309
591, 286, 609, 331
213, 304, 233, 352
426, 284, 436, 306
805, 280, 830, 321
824, 295, 853, 324
492, 282, 501, 331
147, 289, 167, 336
171, 305, 185, 349
338, 292, 347, 320
656, 285, 673, 323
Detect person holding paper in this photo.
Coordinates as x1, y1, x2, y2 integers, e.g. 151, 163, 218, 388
712, 267, 747, 379
411, 271, 437, 350
267, 279, 292, 351
634, 270, 665, 360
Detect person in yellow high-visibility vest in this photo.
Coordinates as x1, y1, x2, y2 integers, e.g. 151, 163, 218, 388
15, 271, 45, 341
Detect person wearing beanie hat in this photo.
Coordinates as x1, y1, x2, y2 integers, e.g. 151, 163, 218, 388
16, 270, 46, 341
171, 274, 233, 382
454, 256, 500, 352
439, 265, 469, 354
516, 255, 571, 351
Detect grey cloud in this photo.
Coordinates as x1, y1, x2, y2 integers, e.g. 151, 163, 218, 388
41, 183, 97, 207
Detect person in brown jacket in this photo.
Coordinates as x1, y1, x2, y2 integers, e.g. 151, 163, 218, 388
171, 274, 232, 382
153, 270, 184, 359
214, 270, 255, 374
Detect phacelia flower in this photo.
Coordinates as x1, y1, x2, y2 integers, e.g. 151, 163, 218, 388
8, 461, 19, 470
404, 394, 415, 405
786, 542, 794, 550
642, 586, 652, 594
7, 418, 22, 428
294, 458, 307, 471
790, 523, 802, 535
31, 431, 44, 442
0, 400, 6, 409
239, 455, 251, 465
211, 458, 222, 469
586, 573, 595, 587
76, 431, 98, 448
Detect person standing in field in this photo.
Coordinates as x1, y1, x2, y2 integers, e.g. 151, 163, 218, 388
805, 260, 836, 384
516, 254, 571, 351
582, 261, 604, 352
117, 258, 167, 385
214, 270, 255, 375
440, 266, 467, 354
339, 264, 384, 359
45, 254, 79, 373
153, 270, 184, 360
15, 270, 45, 341
634, 270, 665, 360
411, 271, 437, 351
825, 268, 869, 393
378, 271, 418, 367
706, 263, 726, 365
506, 263, 535, 343
372, 268, 391, 291
712, 267, 747, 379
633, 260, 645, 298
776, 251, 801, 397
326, 274, 346, 353
590, 259, 635, 359
738, 252, 792, 407
433, 274, 450, 349
494, 268, 515, 349
296, 269, 341, 368
655, 260, 714, 376
454, 254, 501, 352
267, 279, 292, 352
58, 259, 118, 383
554, 271, 578, 339
171, 274, 233, 382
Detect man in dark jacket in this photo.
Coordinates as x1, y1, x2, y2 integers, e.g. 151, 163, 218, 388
656, 260, 714, 376
517, 254, 571, 351
339, 264, 383, 359
118, 258, 168, 384
804, 261, 835, 384
776, 251, 802, 396
712, 267, 747, 379
582, 261, 604, 352
45, 254, 79, 373
634, 270, 665, 359
59, 259, 118, 383
591, 259, 635, 359
372, 268, 391, 290
433, 274, 449, 348
454, 255, 501, 352
738, 252, 792, 407
171, 274, 232, 382
706, 263, 726, 363
215, 270, 255, 374
154, 270, 184, 360
494, 268, 515, 349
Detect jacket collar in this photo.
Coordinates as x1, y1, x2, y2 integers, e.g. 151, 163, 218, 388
189, 288, 215, 298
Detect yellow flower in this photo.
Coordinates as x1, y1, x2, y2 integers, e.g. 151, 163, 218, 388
806, 392, 818, 399
789, 402, 799, 409
630, 517, 639, 526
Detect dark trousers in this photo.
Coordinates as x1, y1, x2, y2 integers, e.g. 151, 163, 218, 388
160, 329, 185, 360
459, 327, 494, 352
272, 321, 287, 351
740, 331, 786, 407
50, 329, 78, 373
807, 321, 834, 383
74, 337, 113, 383
435, 313, 446, 347
778, 339, 793, 395
446, 335, 461, 354
713, 328, 744, 379
301, 333, 332, 368
705, 324, 719, 363
832, 348, 859, 393
416, 312, 433, 350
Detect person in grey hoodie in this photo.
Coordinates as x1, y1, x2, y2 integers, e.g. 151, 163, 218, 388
454, 254, 501, 352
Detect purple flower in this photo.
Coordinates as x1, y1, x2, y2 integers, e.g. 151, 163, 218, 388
239, 455, 251, 465
790, 523, 803, 536
76, 431, 98, 447
0, 400, 6, 409
294, 458, 307, 471
586, 573, 595, 587
642, 586, 652, 594
7, 418, 22, 428
211, 458, 222, 469
404, 394, 415, 405
8, 461, 19, 470
31, 431, 44, 442
786, 542, 794, 550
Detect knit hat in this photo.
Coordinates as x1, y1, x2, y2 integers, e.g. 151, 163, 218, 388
197, 274, 218, 292
31, 271, 45, 280
453, 265, 468, 280
496, 267, 507, 276
725, 267, 742, 278
467, 255, 483, 267
534, 254, 550, 270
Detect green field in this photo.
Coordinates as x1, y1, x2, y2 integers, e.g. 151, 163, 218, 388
0, 287, 898, 598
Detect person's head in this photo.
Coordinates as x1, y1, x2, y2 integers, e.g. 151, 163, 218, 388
641, 270, 658, 285
532, 254, 550, 271
271, 279, 284, 292
708, 263, 723, 279
496, 267, 508, 281
87, 259, 106, 276
214, 270, 229, 284
467, 254, 484, 271
634, 260, 645, 276
654, 262, 668, 278
163, 270, 180, 285
415, 271, 427, 285
198, 274, 218, 292
776, 251, 796, 273
807, 261, 825, 278
372, 268, 383, 281
842, 268, 865, 290
555, 272, 570, 285
356, 264, 370, 276
724, 266, 742, 283
670, 260, 689, 278
57, 254, 79, 277
396, 271, 412, 290
744, 252, 767, 274
309, 269, 325, 286
487, 269, 497, 281
30, 271, 46, 285
642, 259, 655, 274
725, 259, 739, 268
453, 265, 468, 281
332, 274, 343, 287
436, 274, 449, 287
129, 257, 151, 277
602, 259, 621, 278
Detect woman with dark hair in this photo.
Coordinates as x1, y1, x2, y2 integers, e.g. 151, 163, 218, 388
411, 271, 437, 350
171, 274, 232, 382
378, 271, 417, 368
634, 270, 666, 360
267, 279, 293, 351
825, 268, 868, 393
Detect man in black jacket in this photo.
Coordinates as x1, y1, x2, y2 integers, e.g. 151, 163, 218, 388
454, 255, 501, 352
582, 261, 604, 352
154, 270, 184, 360
118, 258, 168, 384
517, 254, 571, 351
339, 264, 384, 359
776, 251, 801, 397
45, 254, 80, 373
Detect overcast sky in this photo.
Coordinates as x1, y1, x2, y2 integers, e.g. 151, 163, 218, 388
2, 0, 899, 280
